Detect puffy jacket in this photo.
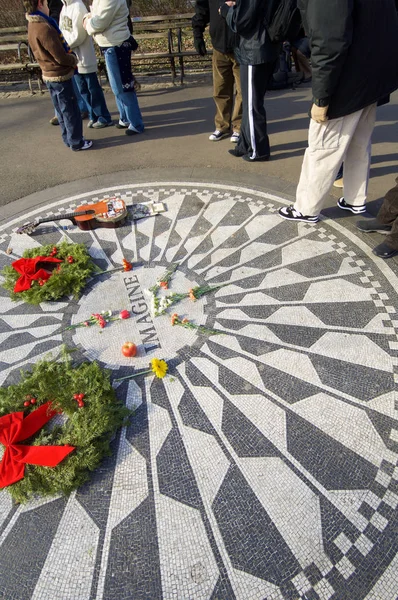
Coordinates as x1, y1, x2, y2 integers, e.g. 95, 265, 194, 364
85, 0, 130, 48
299, 0, 398, 119
60, 0, 97, 74
221, 0, 279, 65
26, 13, 77, 82
192, 0, 238, 55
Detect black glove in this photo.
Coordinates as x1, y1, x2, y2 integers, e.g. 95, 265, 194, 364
194, 38, 207, 57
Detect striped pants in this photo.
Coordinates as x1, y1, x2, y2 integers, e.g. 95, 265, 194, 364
236, 62, 276, 159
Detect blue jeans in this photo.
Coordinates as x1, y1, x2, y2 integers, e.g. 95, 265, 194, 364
72, 76, 88, 113
103, 46, 144, 132
46, 79, 84, 150
75, 72, 112, 123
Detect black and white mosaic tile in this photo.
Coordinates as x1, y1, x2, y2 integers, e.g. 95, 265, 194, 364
0, 182, 398, 599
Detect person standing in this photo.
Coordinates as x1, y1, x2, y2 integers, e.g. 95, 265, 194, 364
278, 0, 398, 224
220, 0, 280, 162
24, 0, 92, 151
60, 0, 113, 129
83, 0, 144, 136
192, 0, 242, 143
356, 177, 398, 259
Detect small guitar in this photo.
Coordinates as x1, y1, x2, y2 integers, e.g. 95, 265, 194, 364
17, 198, 128, 234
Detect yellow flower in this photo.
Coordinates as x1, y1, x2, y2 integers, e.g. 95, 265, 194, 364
150, 358, 168, 379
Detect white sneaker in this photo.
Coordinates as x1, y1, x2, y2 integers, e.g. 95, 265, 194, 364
209, 130, 229, 141
230, 131, 240, 143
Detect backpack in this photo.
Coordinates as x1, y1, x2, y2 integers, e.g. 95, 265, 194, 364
264, 0, 302, 44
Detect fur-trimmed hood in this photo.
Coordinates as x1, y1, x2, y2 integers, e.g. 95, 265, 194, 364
25, 13, 47, 23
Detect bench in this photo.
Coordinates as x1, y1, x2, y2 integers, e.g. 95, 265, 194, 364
0, 13, 212, 90
0, 26, 42, 92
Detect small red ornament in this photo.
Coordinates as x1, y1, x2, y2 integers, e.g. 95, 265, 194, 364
78, 393, 85, 401
52, 247, 57, 254
38, 279, 45, 286
67, 256, 74, 264
78, 401, 84, 408
23, 401, 30, 407
30, 398, 37, 405
73, 394, 80, 400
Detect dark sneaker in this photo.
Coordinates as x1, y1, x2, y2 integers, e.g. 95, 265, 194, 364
356, 219, 392, 234
243, 153, 270, 162
72, 140, 93, 152
278, 205, 319, 223
337, 197, 366, 214
209, 130, 229, 141
228, 148, 246, 158
372, 242, 398, 259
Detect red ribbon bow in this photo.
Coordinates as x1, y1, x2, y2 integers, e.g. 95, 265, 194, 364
0, 402, 75, 488
12, 256, 62, 293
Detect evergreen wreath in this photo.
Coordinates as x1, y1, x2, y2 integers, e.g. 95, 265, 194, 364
0, 348, 131, 504
2, 241, 96, 305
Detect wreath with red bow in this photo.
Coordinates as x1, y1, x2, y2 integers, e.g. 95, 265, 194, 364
1, 241, 96, 305
0, 348, 131, 503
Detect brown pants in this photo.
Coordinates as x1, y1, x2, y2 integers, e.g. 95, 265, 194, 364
377, 176, 398, 249
212, 48, 242, 133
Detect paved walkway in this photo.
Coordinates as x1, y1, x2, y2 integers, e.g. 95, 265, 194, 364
0, 83, 397, 600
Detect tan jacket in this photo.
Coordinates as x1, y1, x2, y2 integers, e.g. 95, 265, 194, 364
26, 14, 77, 82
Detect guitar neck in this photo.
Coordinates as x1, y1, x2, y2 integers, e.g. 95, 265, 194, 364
36, 210, 93, 225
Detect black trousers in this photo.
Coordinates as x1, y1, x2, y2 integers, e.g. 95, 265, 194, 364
236, 61, 276, 159
377, 177, 398, 249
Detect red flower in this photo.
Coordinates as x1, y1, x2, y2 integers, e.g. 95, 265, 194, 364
171, 313, 178, 326
122, 259, 133, 272
188, 289, 196, 301
119, 309, 130, 320
160, 281, 168, 290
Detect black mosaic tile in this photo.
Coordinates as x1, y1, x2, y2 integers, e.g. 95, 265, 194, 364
0, 498, 67, 600
358, 502, 376, 521
265, 323, 326, 348
303, 563, 323, 586
308, 302, 378, 329
287, 413, 377, 490
157, 428, 202, 508
103, 497, 162, 600
177, 194, 206, 219
178, 389, 216, 435
288, 253, 344, 278
366, 411, 398, 453
213, 465, 301, 585
311, 355, 394, 400
125, 400, 151, 463
209, 574, 237, 600
257, 364, 320, 403
218, 202, 254, 227
222, 398, 280, 457
264, 281, 312, 302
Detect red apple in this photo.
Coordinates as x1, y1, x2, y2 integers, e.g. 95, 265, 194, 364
121, 342, 137, 357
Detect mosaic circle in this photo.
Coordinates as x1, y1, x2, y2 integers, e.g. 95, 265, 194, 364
0, 182, 397, 600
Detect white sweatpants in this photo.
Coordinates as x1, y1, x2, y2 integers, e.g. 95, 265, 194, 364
295, 103, 377, 216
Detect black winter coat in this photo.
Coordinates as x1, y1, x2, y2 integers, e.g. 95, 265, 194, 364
221, 0, 279, 65
299, 0, 398, 119
192, 0, 238, 54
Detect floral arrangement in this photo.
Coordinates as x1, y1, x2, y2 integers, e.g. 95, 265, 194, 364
64, 309, 131, 331
0, 348, 131, 503
171, 313, 222, 335
2, 241, 96, 305
114, 358, 169, 382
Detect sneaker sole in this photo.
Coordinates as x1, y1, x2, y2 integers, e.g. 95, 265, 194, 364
356, 225, 391, 234
337, 200, 366, 214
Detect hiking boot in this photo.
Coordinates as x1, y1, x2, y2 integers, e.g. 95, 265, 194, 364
230, 131, 240, 143
49, 116, 59, 126
372, 241, 398, 259
278, 205, 319, 223
72, 140, 93, 152
337, 197, 366, 214
356, 219, 392, 234
209, 130, 229, 141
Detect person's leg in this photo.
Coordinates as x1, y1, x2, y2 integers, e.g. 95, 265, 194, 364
293, 108, 370, 217
72, 75, 89, 115
104, 47, 144, 133
46, 82, 69, 147
84, 72, 112, 124
246, 62, 275, 159
343, 103, 377, 209
56, 79, 84, 149
234, 63, 249, 155
74, 73, 95, 122
212, 49, 234, 134
231, 54, 242, 135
